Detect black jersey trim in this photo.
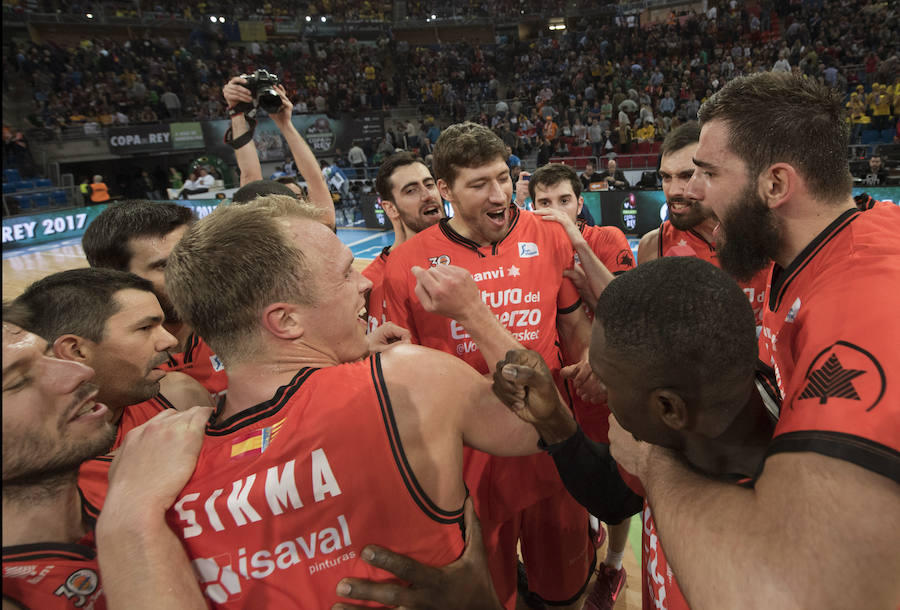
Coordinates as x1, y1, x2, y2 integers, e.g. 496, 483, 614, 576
768, 208, 859, 311
1, 542, 96, 562
78, 487, 100, 525
557, 297, 583, 315
437, 204, 520, 257
154, 392, 177, 411
181, 332, 200, 365
687, 227, 715, 252
766, 430, 900, 484
379, 245, 392, 261
438, 218, 484, 254
371, 354, 466, 525
205, 368, 317, 436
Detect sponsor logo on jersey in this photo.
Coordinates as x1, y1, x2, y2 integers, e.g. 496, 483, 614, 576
797, 341, 885, 411
230, 418, 285, 459
193, 555, 242, 603
3, 565, 38, 579
518, 242, 539, 258
428, 254, 451, 266
785, 297, 801, 323
210, 354, 225, 372
54, 568, 99, 606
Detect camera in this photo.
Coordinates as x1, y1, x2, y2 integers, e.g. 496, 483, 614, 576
240, 69, 282, 114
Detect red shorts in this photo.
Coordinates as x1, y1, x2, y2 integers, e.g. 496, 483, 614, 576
481, 490, 594, 608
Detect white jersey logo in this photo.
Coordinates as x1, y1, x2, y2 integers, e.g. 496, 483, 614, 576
518, 242, 539, 258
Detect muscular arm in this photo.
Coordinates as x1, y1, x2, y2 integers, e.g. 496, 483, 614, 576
638, 450, 900, 609
636, 228, 659, 264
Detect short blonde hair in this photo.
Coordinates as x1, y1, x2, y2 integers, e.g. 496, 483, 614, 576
166, 195, 324, 365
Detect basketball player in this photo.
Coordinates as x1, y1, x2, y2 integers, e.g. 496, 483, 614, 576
12, 268, 213, 505
610, 73, 900, 607
1, 306, 209, 610
528, 163, 634, 609
82, 200, 228, 399
491, 256, 779, 610
161, 195, 546, 607
637, 122, 770, 325
381, 123, 599, 609
364, 151, 445, 331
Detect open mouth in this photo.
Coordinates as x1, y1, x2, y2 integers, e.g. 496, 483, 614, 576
486, 208, 507, 226
421, 203, 442, 218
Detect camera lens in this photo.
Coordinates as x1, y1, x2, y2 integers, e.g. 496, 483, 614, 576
258, 89, 282, 113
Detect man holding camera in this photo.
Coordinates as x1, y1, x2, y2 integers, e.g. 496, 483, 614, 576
223, 72, 334, 229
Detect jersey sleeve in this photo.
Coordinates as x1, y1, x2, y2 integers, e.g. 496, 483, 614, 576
769, 266, 900, 483
587, 227, 635, 274
381, 247, 421, 344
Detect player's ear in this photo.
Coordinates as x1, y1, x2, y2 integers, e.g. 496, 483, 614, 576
437, 178, 454, 203
53, 334, 92, 363
650, 389, 689, 431
260, 303, 305, 341
759, 162, 795, 211
577, 196, 585, 216
380, 199, 401, 221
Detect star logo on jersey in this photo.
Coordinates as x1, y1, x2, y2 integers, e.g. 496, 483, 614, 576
507, 265, 521, 277
616, 248, 634, 267
678, 239, 687, 246
799, 354, 865, 404
796, 341, 885, 411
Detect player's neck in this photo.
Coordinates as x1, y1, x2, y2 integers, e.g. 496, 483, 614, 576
694, 217, 718, 244
774, 198, 857, 269
684, 391, 775, 479
2, 476, 88, 547
219, 344, 342, 422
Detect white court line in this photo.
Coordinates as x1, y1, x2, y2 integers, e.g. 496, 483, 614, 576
346, 232, 393, 248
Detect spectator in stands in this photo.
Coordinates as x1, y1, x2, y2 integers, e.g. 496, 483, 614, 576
175, 168, 213, 199
599, 159, 629, 190
348, 141, 368, 177
506, 145, 521, 171
89, 174, 110, 204
581, 161, 607, 192
858, 153, 888, 186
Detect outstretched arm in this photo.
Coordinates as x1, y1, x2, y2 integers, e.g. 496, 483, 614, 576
222, 76, 264, 185
268, 85, 335, 229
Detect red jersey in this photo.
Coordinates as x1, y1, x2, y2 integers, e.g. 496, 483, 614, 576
382, 207, 582, 519
657, 220, 770, 326
166, 355, 465, 607
759, 206, 900, 480
78, 394, 176, 508
2, 491, 105, 610
363, 246, 391, 332
382, 206, 581, 374
161, 333, 228, 400
579, 222, 634, 274
570, 222, 635, 442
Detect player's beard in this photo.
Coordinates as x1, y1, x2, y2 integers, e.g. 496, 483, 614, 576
2, 386, 116, 495
398, 202, 444, 234
668, 196, 712, 231
717, 183, 779, 283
